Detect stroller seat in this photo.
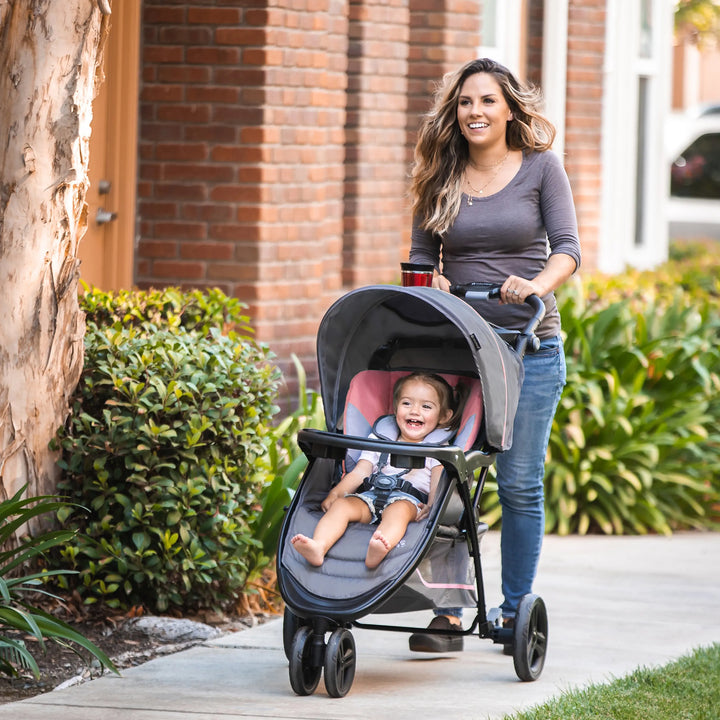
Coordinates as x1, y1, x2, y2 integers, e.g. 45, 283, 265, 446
280, 369, 484, 605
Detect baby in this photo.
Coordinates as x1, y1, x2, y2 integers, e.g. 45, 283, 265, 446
291, 372, 456, 569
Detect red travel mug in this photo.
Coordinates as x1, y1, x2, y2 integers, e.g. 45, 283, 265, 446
401, 263, 434, 287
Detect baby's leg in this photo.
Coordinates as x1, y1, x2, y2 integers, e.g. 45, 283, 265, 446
366, 500, 418, 569
292, 496, 370, 566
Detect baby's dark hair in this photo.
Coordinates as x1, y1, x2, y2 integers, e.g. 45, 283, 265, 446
392, 372, 468, 431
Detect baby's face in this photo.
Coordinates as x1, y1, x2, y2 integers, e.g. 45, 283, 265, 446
395, 379, 446, 443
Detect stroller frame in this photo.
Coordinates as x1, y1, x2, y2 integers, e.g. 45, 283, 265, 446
277, 284, 549, 697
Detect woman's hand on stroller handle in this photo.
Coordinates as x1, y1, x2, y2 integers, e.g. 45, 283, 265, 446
449, 282, 546, 356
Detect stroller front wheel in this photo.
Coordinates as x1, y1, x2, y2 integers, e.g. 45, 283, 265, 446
288, 626, 322, 696
324, 628, 357, 698
512, 593, 548, 682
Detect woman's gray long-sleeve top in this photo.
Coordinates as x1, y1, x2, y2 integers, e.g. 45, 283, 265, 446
410, 150, 581, 339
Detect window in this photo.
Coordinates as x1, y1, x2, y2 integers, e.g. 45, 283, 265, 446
481, 0, 497, 48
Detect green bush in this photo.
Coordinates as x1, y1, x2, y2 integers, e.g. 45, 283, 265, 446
79, 284, 254, 336
546, 281, 720, 535
52, 288, 281, 612
480, 244, 720, 535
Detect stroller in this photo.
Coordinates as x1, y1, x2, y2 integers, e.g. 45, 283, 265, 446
276, 283, 548, 697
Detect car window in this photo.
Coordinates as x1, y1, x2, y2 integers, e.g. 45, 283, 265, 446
671, 133, 720, 199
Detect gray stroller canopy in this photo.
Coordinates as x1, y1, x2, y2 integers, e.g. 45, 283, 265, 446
316, 285, 524, 452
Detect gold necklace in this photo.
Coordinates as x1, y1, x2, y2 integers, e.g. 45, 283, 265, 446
468, 153, 509, 171
465, 151, 509, 206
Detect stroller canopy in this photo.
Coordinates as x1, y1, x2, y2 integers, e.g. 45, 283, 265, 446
316, 285, 524, 452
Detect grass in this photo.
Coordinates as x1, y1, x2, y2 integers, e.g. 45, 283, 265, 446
504, 644, 720, 720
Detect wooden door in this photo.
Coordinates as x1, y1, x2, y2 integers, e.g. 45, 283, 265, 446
80, 1, 141, 290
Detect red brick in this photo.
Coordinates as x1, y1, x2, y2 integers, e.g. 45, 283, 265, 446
144, 7, 186, 24
186, 47, 241, 65
154, 222, 207, 240
215, 28, 266, 46
151, 261, 206, 280
144, 47, 184, 64
180, 242, 234, 261
187, 7, 241, 25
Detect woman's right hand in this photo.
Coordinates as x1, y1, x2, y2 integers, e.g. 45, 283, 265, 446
432, 273, 451, 292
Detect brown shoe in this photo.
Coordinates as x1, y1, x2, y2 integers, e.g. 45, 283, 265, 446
409, 616, 464, 653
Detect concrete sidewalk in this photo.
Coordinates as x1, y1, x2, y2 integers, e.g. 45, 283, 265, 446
2, 532, 719, 720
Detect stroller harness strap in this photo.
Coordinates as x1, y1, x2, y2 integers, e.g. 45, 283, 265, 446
361, 452, 428, 518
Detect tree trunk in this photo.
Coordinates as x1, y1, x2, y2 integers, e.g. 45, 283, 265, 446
0, 1, 108, 508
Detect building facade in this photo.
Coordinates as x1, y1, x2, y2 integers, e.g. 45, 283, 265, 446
82, 0, 675, 396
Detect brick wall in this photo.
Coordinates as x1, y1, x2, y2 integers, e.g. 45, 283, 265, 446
526, 0, 544, 86
343, 0, 410, 287
564, 0, 605, 269
138, 1, 349, 401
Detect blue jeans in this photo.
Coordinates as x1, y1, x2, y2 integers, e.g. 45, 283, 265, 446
436, 335, 567, 620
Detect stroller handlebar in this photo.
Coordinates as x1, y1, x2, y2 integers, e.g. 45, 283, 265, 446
450, 283, 545, 357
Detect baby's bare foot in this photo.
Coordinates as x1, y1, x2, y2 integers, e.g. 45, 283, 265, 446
290, 534, 325, 567
365, 530, 391, 569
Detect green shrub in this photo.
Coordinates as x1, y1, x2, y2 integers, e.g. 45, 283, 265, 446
79, 284, 254, 336
480, 246, 720, 535
52, 288, 281, 612
546, 282, 720, 535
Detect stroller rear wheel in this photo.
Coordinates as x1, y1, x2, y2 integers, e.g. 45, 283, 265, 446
323, 628, 356, 698
512, 593, 548, 682
288, 626, 322, 695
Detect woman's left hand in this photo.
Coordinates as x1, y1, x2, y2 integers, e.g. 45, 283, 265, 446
501, 276, 542, 304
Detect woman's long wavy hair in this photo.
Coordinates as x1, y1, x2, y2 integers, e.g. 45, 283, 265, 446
410, 58, 556, 237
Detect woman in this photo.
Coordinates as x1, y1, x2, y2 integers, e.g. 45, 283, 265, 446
407, 58, 581, 653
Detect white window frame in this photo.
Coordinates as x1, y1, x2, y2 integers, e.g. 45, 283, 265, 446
478, 0, 524, 75
599, 0, 674, 272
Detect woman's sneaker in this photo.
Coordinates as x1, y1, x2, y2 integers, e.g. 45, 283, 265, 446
408, 616, 464, 652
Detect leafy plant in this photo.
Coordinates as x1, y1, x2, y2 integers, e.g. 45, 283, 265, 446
545, 280, 720, 535
51, 288, 282, 612
0, 486, 117, 679
80, 284, 255, 338
480, 246, 720, 535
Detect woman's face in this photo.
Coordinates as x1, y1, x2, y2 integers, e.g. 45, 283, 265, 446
456, 72, 513, 151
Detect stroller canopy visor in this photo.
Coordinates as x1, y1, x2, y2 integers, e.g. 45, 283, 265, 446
316, 286, 524, 452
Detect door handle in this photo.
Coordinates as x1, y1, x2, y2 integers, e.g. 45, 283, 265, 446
96, 208, 118, 225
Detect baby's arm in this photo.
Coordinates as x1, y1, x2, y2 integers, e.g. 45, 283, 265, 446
417, 464, 444, 520
321, 458, 373, 511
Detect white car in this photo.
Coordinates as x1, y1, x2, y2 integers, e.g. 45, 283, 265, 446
666, 110, 720, 241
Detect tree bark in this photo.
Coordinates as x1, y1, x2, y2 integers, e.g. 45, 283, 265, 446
0, 0, 108, 507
